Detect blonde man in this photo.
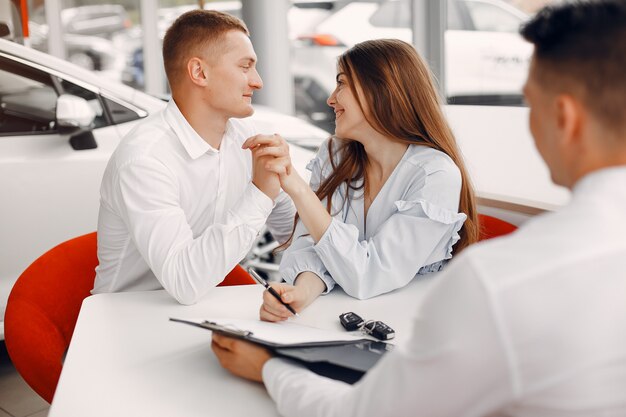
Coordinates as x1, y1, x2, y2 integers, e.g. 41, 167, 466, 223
93, 11, 294, 304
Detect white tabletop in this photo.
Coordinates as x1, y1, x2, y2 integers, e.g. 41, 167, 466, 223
49, 277, 435, 417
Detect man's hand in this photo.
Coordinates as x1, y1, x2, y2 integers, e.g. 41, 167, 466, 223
211, 333, 272, 382
243, 134, 290, 200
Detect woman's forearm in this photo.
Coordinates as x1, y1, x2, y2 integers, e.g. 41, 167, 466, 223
286, 174, 332, 243
294, 271, 327, 305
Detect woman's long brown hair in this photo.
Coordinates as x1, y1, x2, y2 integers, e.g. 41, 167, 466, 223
286, 39, 478, 252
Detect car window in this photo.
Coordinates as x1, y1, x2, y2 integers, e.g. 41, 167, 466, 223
60, 76, 143, 126
102, 96, 143, 125
0, 57, 57, 135
464, 0, 523, 32
0, 55, 131, 135
58, 79, 108, 129
58, 79, 143, 126
370, 0, 464, 30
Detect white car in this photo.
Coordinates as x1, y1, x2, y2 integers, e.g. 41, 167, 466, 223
293, 0, 533, 131
0, 38, 327, 338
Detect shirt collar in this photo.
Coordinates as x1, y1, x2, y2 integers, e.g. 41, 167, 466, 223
163, 99, 220, 159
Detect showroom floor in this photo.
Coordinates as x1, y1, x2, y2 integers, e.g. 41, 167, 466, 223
0, 342, 49, 417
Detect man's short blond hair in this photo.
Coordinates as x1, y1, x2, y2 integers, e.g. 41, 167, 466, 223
162, 9, 249, 90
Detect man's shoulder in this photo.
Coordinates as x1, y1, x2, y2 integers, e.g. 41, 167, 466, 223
112, 111, 177, 167
461, 200, 623, 293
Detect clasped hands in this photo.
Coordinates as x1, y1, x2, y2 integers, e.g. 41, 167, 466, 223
242, 133, 307, 201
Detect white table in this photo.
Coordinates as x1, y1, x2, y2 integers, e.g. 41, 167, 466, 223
49, 277, 434, 417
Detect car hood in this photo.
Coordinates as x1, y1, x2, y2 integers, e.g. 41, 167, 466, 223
251, 105, 330, 151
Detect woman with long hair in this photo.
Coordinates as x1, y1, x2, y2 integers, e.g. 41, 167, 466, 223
253, 39, 478, 321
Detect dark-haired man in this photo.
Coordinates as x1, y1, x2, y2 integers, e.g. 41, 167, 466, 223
93, 10, 295, 304
212, 1, 626, 415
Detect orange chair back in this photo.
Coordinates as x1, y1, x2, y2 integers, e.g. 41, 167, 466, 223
5, 232, 254, 403
478, 214, 517, 241
5, 232, 98, 403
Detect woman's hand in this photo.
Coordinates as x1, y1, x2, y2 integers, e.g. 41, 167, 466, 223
265, 158, 310, 198
260, 272, 326, 322
211, 333, 272, 382
243, 133, 309, 198
244, 133, 332, 243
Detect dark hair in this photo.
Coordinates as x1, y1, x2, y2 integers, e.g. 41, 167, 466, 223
282, 39, 478, 253
162, 9, 249, 90
520, 0, 626, 134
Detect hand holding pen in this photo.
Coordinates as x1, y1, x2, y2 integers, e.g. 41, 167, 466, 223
248, 268, 300, 318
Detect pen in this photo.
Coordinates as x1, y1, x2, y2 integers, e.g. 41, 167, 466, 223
247, 268, 299, 317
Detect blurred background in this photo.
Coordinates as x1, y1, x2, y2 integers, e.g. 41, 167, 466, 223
2, 0, 560, 135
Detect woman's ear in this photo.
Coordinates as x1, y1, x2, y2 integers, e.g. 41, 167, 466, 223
187, 57, 209, 86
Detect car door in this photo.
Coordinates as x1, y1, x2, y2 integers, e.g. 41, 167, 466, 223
0, 53, 131, 314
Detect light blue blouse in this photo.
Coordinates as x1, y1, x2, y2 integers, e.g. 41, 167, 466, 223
279, 139, 467, 299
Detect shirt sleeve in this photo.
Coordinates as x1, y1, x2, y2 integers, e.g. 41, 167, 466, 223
313, 164, 467, 300
265, 190, 296, 245
279, 219, 336, 293
113, 157, 273, 305
263, 254, 515, 417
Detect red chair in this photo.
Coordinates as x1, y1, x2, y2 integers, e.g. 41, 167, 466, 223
4, 232, 254, 403
218, 264, 255, 286
478, 214, 517, 241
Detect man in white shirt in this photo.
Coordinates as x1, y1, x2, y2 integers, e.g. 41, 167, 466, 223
92, 10, 295, 304
211, 1, 626, 415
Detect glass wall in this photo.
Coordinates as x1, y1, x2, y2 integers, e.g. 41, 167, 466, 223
9, 0, 560, 134
289, 0, 557, 133
24, 0, 134, 82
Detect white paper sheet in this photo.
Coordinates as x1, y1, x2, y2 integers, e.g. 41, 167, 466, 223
182, 317, 364, 345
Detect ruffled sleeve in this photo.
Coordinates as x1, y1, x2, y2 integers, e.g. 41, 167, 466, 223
394, 199, 466, 261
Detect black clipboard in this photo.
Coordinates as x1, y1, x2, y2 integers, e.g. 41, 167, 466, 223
171, 318, 393, 384
274, 340, 393, 384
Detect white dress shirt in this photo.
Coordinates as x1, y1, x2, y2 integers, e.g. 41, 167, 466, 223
93, 100, 295, 305
264, 166, 626, 417
280, 140, 466, 299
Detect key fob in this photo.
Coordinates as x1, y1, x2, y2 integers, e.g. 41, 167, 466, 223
339, 312, 364, 331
